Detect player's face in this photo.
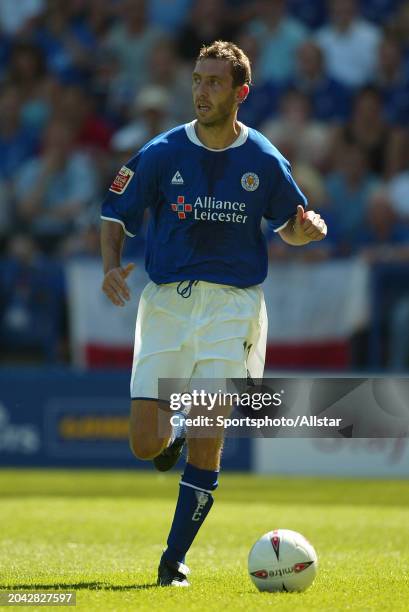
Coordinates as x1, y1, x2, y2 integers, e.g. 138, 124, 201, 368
192, 59, 239, 126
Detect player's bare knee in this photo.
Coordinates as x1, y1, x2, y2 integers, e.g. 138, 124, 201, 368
129, 399, 171, 460
129, 434, 166, 460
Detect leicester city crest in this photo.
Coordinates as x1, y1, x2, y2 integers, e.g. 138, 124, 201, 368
241, 172, 259, 191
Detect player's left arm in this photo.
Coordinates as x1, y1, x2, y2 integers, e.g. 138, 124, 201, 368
278, 205, 327, 246
264, 155, 326, 245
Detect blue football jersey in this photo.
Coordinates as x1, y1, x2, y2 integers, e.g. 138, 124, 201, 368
101, 121, 307, 287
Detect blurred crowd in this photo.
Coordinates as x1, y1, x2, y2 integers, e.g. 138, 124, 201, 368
1, 0, 409, 364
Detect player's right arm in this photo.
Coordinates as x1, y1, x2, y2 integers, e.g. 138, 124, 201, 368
101, 220, 135, 307
100, 149, 157, 307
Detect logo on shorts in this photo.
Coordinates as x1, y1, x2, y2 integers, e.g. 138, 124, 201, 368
241, 172, 259, 191
171, 195, 192, 219
109, 166, 134, 194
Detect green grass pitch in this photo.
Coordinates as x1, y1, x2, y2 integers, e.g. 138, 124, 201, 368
1, 470, 409, 611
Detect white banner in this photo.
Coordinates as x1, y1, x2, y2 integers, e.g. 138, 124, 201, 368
66, 260, 148, 366
264, 259, 369, 342
66, 259, 369, 366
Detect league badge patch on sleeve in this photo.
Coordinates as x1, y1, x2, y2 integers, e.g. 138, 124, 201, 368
109, 166, 134, 194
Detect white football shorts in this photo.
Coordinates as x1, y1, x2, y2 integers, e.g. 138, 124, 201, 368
130, 280, 267, 400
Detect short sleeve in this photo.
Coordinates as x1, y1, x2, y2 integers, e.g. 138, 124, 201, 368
263, 156, 307, 232
101, 149, 158, 237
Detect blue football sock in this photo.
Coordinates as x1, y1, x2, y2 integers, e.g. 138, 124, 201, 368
163, 463, 219, 565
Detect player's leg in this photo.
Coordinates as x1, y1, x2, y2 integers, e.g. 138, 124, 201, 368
159, 359, 236, 584
187, 432, 225, 470
129, 399, 172, 460
159, 285, 267, 585
157, 412, 228, 586
128, 282, 195, 468
129, 351, 191, 467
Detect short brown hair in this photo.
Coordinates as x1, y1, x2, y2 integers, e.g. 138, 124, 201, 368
197, 40, 252, 87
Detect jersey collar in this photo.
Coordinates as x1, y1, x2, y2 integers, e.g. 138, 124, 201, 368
184, 119, 248, 151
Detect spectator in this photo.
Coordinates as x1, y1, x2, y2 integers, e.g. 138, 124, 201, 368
111, 85, 174, 156
361, 0, 401, 25
91, 47, 128, 120
65, 0, 113, 46
15, 120, 99, 250
235, 31, 283, 128
261, 89, 331, 169
147, 0, 193, 34
0, 32, 10, 81
387, 168, 409, 222
388, 292, 409, 370
177, 0, 236, 62
59, 222, 101, 259
147, 39, 193, 124
32, 0, 99, 82
326, 143, 379, 253
288, 0, 327, 29
248, 0, 308, 84
8, 41, 52, 132
51, 84, 114, 195
53, 84, 113, 153
224, 0, 259, 30
0, 180, 13, 238
360, 188, 409, 256
0, 233, 65, 361
0, 85, 39, 181
0, 0, 44, 36
104, 0, 163, 96
331, 86, 407, 177
292, 40, 351, 121
316, 0, 381, 87
387, 1, 409, 69
374, 35, 409, 125
357, 194, 409, 367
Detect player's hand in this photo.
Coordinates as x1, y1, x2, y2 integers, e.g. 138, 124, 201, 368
294, 205, 327, 242
102, 262, 135, 307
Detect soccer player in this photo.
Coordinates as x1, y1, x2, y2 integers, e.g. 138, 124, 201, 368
100, 40, 327, 587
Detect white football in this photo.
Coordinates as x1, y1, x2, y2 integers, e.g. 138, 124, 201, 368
248, 529, 318, 592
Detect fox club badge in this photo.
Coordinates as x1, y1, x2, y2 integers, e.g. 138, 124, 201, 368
241, 172, 259, 191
